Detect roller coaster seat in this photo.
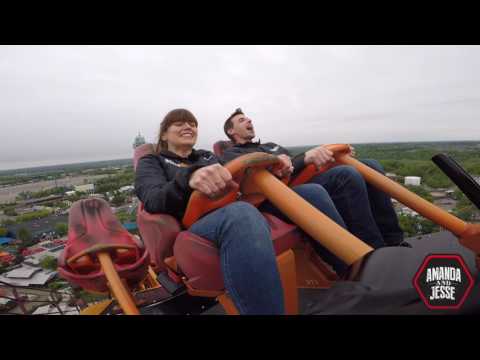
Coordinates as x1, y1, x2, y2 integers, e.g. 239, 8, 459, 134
58, 197, 150, 293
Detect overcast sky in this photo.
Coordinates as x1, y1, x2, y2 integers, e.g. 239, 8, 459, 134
1, 45, 479, 170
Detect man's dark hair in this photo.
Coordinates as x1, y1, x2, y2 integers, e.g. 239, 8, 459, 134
223, 108, 244, 142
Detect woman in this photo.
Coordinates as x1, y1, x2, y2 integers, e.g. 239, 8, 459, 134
134, 108, 285, 314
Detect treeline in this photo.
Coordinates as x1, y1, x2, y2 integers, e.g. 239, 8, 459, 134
17, 186, 69, 200
0, 158, 131, 177
354, 143, 480, 175
0, 159, 132, 189
0, 173, 63, 187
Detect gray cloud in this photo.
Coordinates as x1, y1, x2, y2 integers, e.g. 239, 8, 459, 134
1, 45, 479, 170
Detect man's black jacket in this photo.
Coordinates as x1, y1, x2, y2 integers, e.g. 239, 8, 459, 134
134, 149, 221, 219
221, 141, 307, 178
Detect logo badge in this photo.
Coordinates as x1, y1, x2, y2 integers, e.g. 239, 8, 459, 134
413, 254, 474, 310
165, 159, 189, 168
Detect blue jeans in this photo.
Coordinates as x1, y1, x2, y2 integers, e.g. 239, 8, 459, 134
189, 201, 284, 315
309, 159, 404, 248
259, 184, 350, 275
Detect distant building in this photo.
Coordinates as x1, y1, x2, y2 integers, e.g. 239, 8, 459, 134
0, 264, 57, 286
23, 257, 41, 267
404, 176, 421, 186
386, 172, 399, 180
433, 198, 458, 212
429, 191, 447, 199
445, 189, 455, 197
119, 185, 134, 193
31, 302, 79, 315
88, 194, 106, 201
399, 207, 419, 217
133, 132, 146, 149
74, 184, 94, 194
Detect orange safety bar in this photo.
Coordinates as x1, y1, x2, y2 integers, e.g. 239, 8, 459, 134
335, 153, 480, 256
97, 252, 140, 315
249, 168, 373, 265
289, 144, 352, 187
338, 155, 468, 235
183, 152, 289, 228
296, 144, 480, 257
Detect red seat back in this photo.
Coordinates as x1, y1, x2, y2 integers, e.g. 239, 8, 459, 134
58, 198, 150, 293
134, 143, 156, 171
133, 143, 182, 271
136, 203, 181, 271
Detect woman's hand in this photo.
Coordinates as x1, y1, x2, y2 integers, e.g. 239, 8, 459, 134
189, 164, 237, 198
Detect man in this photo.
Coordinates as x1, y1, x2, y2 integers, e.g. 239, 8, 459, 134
222, 108, 406, 249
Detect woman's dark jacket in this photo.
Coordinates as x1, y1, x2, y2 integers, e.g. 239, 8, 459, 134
134, 149, 222, 219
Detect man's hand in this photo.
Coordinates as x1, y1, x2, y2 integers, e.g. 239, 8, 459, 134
271, 154, 294, 178
349, 145, 356, 157
304, 146, 335, 169
189, 164, 237, 199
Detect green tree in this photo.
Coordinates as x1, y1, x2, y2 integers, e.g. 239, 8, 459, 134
1, 219, 15, 226
48, 281, 66, 291
418, 218, 440, 234
111, 192, 126, 207
16, 191, 32, 201
57, 201, 70, 210
116, 210, 129, 223
452, 188, 479, 221
77, 290, 109, 304
4, 207, 17, 217
17, 227, 32, 242
55, 223, 68, 237
15, 209, 52, 223
404, 185, 434, 202
398, 214, 439, 237
398, 214, 418, 237
66, 192, 85, 202
40, 255, 58, 271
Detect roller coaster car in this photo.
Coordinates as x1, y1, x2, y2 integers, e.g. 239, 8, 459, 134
58, 143, 480, 315
57, 143, 348, 315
